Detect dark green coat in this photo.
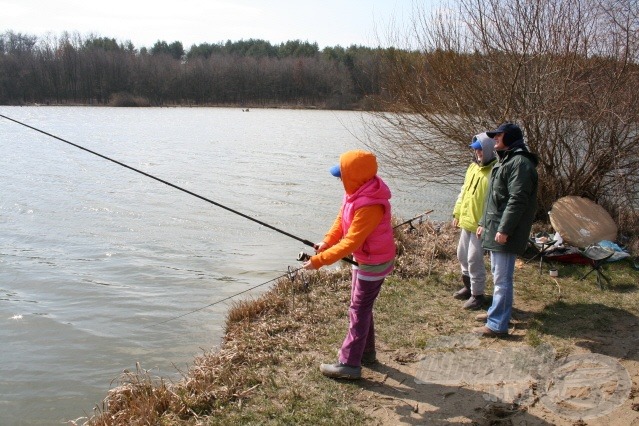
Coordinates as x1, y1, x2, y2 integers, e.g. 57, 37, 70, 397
480, 148, 538, 254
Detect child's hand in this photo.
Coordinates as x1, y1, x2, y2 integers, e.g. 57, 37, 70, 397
315, 242, 328, 253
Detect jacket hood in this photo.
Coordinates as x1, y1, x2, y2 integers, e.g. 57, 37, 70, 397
339, 150, 378, 195
499, 146, 539, 166
474, 132, 496, 165
520, 149, 540, 166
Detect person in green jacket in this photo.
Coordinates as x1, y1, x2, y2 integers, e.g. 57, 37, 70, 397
452, 132, 496, 310
474, 122, 538, 337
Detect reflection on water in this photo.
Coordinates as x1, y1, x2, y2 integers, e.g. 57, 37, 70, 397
0, 106, 456, 424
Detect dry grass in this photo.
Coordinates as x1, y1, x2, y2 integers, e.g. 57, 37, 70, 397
87, 265, 361, 425
392, 219, 459, 278
84, 220, 639, 425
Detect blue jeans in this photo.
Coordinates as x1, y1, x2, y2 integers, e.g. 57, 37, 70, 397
486, 251, 516, 333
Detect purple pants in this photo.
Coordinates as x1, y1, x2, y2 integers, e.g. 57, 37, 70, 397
338, 271, 384, 366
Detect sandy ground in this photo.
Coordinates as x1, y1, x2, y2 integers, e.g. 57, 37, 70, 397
355, 314, 639, 425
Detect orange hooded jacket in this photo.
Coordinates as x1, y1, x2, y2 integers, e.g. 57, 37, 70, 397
310, 150, 395, 268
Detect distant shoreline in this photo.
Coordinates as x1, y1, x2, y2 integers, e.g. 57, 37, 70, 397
7, 101, 371, 111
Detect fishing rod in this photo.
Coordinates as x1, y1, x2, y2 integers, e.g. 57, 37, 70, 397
0, 113, 330, 253
393, 209, 434, 229
145, 265, 305, 328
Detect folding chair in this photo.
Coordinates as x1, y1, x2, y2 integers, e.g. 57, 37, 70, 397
526, 236, 556, 274
579, 245, 615, 289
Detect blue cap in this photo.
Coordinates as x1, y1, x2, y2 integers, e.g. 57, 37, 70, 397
469, 140, 483, 150
329, 164, 341, 177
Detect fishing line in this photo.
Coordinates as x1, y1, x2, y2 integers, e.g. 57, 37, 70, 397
145, 265, 305, 328
0, 113, 316, 247
139, 207, 434, 327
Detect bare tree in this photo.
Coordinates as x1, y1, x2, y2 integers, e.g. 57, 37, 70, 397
366, 0, 639, 230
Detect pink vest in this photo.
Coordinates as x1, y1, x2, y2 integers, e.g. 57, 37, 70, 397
341, 176, 396, 264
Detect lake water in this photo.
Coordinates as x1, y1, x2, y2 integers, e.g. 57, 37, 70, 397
0, 106, 457, 425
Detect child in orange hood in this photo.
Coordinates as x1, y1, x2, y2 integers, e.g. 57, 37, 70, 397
304, 150, 395, 379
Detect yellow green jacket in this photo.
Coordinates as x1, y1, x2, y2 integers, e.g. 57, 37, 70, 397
453, 159, 496, 233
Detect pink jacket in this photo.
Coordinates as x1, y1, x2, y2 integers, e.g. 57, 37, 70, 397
341, 176, 395, 264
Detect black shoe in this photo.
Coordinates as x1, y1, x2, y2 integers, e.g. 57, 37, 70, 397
463, 295, 485, 310
453, 275, 472, 300
454, 286, 471, 300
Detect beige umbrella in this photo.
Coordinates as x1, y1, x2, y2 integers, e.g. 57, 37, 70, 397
548, 196, 617, 247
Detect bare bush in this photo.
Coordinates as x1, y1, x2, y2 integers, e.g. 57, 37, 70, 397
366, 0, 639, 234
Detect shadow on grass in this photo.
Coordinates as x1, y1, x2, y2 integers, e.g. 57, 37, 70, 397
546, 260, 639, 292
606, 283, 639, 293
360, 361, 554, 426
534, 301, 639, 361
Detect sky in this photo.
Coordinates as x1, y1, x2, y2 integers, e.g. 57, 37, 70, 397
0, 0, 439, 50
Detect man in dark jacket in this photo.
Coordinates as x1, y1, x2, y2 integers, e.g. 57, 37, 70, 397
474, 122, 538, 337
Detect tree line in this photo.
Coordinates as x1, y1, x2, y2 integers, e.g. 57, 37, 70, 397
0, 31, 384, 108
365, 0, 639, 237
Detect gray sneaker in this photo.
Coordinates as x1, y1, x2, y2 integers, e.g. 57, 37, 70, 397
320, 362, 362, 380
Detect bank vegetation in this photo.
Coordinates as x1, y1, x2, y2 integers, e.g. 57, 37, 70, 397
81, 220, 639, 425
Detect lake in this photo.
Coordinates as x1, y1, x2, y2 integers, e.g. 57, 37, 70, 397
0, 106, 457, 424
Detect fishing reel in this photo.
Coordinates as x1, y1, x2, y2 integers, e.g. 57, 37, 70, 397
297, 251, 311, 262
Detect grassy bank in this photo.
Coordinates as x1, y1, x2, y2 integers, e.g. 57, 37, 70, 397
84, 222, 639, 425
